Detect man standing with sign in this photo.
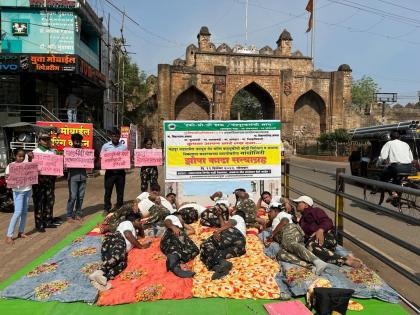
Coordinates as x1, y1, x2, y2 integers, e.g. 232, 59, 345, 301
66, 134, 87, 223
101, 128, 127, 214
32, 132, 61, 233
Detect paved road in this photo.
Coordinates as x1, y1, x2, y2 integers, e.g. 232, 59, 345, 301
288, 156, 419, 308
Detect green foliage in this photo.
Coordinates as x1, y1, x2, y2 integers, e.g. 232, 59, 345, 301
317, 128, 350, 144
230, 90, 263, 120
351, 75, 379, 109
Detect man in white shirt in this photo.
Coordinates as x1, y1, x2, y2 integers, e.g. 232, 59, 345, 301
200, 209, 247, 280
378, 131, 414, 183
89, 212, 151, 291
160, 213, 199, 278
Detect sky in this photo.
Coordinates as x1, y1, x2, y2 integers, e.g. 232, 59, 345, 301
90, 0, 420, 104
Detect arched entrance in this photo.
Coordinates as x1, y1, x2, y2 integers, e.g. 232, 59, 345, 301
230, 82, 275, 120
175, 86, 210, 120
293, 90, 326, 139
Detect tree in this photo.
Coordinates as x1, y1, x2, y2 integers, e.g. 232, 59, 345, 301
351, 75, 379, 109
317, 128, 350, 156
230, 90, 263, 120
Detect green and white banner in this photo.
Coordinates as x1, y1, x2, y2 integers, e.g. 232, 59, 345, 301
164, 120, 282, 181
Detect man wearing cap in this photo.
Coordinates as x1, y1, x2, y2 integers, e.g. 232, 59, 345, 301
233, 188, 257, 227
200, 191, 230, 227
32, 133, 60, 232
294, 195, 362, 268
101, 129, 127, 214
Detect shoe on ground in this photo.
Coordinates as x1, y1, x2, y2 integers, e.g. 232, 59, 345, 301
36, 226, 46, 233
89, 270, 107, 286
211, 260, 232, 280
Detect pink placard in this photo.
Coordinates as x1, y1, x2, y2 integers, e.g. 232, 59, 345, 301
7, 162, 39, 188
101, 150, 131, 170
32, 153, 64, 176
64, 148, 94, 168
134, 149, 163, 167
264, 301, 312, 315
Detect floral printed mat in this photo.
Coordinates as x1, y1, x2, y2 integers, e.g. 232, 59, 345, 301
0, 236, 102, 303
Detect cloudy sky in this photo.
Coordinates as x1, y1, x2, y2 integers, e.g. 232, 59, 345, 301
92, 0, 420, 104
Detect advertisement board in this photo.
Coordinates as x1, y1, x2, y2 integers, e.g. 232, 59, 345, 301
164, 120, 281, 181
1, 10, 75, 54
36, 121, 93, 151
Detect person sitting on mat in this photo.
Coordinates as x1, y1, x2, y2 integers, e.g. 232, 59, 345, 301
233, 188, 257, 227
160, 212, 199, 278
89, 212, 151, 291
200, 209, 247, 280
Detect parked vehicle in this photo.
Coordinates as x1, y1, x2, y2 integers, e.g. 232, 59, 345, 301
348, 121, 420, 178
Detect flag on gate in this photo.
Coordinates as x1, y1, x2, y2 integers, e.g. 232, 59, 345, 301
306, 0, 314, 33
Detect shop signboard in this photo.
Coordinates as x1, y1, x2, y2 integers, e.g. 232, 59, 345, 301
36, 121, 93, 151
1, 10, 76, 54
164, 120, 282, 181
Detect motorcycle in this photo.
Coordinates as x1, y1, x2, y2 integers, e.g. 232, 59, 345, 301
0, 175, 14, 212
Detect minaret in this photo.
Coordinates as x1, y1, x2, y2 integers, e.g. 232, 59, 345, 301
275, 29, 293, 56
197, 26, 212, 52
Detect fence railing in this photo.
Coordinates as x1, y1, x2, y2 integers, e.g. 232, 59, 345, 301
282, 159, 420, 288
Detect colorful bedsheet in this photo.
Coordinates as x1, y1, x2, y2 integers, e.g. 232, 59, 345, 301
190, 226, 282, 300
96, 237, 193, 306
0, 235, 101, 303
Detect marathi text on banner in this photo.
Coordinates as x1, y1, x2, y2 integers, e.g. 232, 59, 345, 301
36, 121, 93, 151
32, 153, 64, 176
101, 151, 131, 170
164, 120, 281, 181
7, 163, 39, 188
134, 149, 163, 167
64, 148, 95, 168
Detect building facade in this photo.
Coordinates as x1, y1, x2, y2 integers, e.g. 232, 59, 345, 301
0, 0, 115, 130
142, 26, 352, 144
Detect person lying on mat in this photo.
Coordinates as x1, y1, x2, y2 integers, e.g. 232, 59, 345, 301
233, 188, 257, 228
89, 212, 151, 291
140, 192, 171, 237
177, 202, 207, 224
200, 209, 247, 280
200, 191, 230, 227
165, 192, 179, 211
264, 208, 330, 275
293, 195, 362, 268
98, 200, 139, 234
160, 212, 199, 278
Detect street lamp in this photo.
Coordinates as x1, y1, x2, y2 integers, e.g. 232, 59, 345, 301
373, 93, 397, 125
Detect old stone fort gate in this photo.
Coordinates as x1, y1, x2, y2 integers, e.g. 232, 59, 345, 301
142, 27, 352, 144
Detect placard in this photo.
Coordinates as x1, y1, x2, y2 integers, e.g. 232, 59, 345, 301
134, 149, 163, 167
36, 121, 93, 151
101, 151, 130, 170
7, 163, 38, 188
64, 148, 94, 168
164, 120, 281, 181
32, 153, 64, 176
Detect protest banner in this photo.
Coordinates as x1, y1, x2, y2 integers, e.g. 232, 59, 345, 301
64, 148, 94, 168
134, 149, 163, 167
32, 153, 64, 176
101, 151, 130, 170
36, 121, 93, 152
7, 163, 38, 188
164, 120, 281, 181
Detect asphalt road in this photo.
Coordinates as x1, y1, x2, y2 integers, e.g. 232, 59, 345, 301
288, 156, 419, 310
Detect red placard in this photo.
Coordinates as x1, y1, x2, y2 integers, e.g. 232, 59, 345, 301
134, 149, 163, 167
36, 121, 93, 152
33, 153, 64, 176
7, 163, 38, 188
64, 148, 94, 168
101, 151, 130, 170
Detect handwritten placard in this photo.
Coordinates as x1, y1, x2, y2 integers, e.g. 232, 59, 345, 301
134, 149, 163, 167
64, 148, 94, 168
33, 153, 64, 176
101, 150, 130, 170
7, 163, 38, 188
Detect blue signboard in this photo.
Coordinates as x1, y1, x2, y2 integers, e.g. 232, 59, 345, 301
1, 10, 76, 54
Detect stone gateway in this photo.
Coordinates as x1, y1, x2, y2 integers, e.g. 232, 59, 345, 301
142, 27, 352, 144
